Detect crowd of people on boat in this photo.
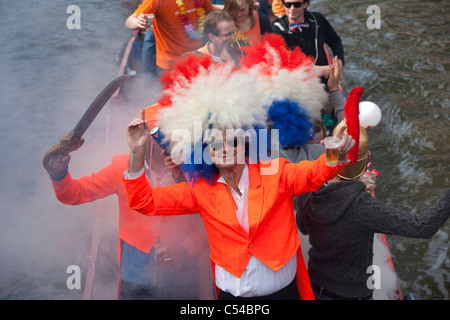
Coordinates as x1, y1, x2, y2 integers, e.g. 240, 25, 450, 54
43, 0, 450, 301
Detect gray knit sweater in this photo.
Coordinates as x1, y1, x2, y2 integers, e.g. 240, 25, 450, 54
296, 181, 450, 299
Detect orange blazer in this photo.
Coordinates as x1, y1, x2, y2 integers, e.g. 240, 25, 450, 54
124, 154, 343, 299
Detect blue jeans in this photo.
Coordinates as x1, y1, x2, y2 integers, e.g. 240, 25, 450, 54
119, 240, 198, 300
142, 29, 156, 76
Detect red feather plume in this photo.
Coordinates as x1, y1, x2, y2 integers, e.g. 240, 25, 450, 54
240, 34, 314, 73
159, 53, 213, 91
157, 53, 213, 110
344, 87, 364, 163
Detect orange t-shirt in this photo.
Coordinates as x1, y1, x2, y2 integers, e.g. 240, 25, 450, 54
236, 12, 262, 46
135, 0, 213, 69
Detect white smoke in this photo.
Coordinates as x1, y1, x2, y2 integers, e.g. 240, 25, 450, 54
372, 234, 401, 300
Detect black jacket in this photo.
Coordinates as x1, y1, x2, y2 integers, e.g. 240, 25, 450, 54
296, 181, 450, 299
272, 11, 344, 66
258, 12, 273, 35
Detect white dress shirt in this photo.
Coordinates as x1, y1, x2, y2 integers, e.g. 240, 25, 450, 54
214, 165, 297, 297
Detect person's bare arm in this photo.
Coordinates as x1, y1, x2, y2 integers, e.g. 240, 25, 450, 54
127, 118, 150, 173
125, 13, 153, 30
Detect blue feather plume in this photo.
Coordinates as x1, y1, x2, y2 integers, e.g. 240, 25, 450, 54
267, 99, 314, 148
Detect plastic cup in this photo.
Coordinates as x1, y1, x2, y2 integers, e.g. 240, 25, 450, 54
361, 171, 377, 187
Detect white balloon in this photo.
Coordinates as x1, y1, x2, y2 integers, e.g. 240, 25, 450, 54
359, 101, 382, 129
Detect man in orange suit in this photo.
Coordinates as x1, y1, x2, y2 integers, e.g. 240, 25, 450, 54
122, 35, 358, 300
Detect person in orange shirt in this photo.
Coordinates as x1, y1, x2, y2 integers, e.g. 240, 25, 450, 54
44, 105, 213, 300
223, 0, 272, 45
125, 0, 214, 74
122, 35, 358, 300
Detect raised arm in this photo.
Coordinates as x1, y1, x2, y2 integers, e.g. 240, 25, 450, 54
357, 188, 450, 239
283, 124, 355, 195
123, 119, 199, 216
327, 55, 346, 123
127, 118, 150, 173
46, 153, 125, 205
125, 13, 153, 30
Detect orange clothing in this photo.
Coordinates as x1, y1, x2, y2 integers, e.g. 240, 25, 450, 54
135, 0, 213, 69
51, 154, 207, 258
123, 154, 344, 299
271, 0, 286, 17
237, 12, 262, 45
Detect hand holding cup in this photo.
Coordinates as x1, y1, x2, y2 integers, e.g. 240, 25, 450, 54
322, 124, 355, 167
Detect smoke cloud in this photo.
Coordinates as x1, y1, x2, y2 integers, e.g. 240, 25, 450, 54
0, 0, 216, 300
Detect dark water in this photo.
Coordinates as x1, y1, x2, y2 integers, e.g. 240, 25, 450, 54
317, 0, 450, 300
0, 0, 448, 299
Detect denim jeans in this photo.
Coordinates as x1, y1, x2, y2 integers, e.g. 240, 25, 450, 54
142, 29, 157, 76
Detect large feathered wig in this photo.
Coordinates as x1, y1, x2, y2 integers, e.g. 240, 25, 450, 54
155, 34, 329, 183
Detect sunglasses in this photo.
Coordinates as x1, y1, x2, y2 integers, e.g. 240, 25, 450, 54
208, 136, 240, 151
219, 31, 235, 37
284, 1, 304, 8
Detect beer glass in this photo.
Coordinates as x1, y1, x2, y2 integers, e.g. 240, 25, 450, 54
324, 136, 341, 167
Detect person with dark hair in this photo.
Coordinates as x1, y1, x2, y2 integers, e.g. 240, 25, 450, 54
196, 10, 237, 63
272, 0, 344, 80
